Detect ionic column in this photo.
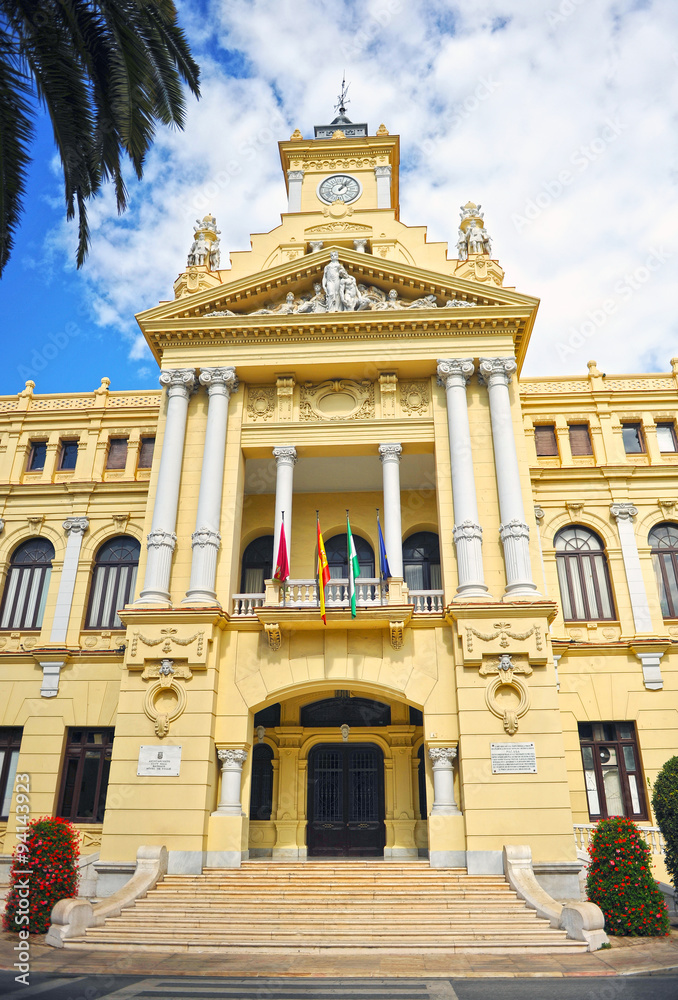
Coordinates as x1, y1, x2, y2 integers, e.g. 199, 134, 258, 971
374, 165, 392, 208
272, 446, 297, 572
428, 747, 461, 815
379, 443, 403, 578
138, 369, 196, 604
50, 517, 89, 643
479, 357, 540, 598
185, 367, 238, 604
436, 360, 489, 598
610, 503, 653, 633
287, 170, 304, 212
215, 749, 248, 815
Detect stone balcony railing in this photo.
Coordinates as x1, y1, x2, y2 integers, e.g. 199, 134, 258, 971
574, 822, 666, 856
231, 580, 445, 617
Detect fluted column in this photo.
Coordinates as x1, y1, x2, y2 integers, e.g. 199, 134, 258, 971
185, 367, 238, 604
272, 446, 297, 572
428, 746, 461, 815
436, 360, 489, 598
215, 749, 248, 815
379, 443, 403, 578
138, 369, 195, 604
479, 357, 540, 598
610, 503, 653, 633
287, 170, 304, 212
374, 164, 392, 208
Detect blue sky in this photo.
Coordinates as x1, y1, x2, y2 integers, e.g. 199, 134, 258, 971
1, 0, 676, 395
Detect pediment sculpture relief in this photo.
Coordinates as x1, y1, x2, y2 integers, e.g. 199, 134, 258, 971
204, 252, 474, 318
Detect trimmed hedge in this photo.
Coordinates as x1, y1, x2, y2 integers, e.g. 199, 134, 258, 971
652, 755, 678, 889
586, 816, 669, 936
2, 817, 79, 935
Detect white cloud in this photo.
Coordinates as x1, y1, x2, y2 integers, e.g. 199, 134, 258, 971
42, 0, 678, 378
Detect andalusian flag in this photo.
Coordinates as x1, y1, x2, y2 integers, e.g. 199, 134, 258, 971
317, 513, 330, 624
346, 512, 360, 618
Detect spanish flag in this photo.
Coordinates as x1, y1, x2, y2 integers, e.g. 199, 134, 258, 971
317, 512, 330, 624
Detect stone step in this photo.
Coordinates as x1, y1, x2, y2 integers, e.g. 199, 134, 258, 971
129, 903, 531, 917
65, 938, 587, 955
106, 912, 545, 929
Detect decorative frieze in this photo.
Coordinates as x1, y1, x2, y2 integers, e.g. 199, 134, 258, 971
246, 386, 275, 421
399, 381, 430, 416
300, 379, 374, 422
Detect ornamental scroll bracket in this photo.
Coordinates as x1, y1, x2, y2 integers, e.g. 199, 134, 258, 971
389, 621, 405, 650
481, 654, 532, 736
265, 623, 282, 651
141, 658, 190, 739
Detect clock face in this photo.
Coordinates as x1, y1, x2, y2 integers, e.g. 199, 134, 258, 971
318, 174, 361, 204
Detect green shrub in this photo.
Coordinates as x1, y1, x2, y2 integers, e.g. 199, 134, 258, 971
2, 817, 79, 935
585, 816, 669, 936
652, 755, 678, 889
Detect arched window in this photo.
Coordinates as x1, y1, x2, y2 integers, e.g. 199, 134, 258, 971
649, 522, 678, 618
249, 743, 274, 821
0, 538, 54, 630
554, 526, 615, 621
324, 533, 374, 578
403, 531, 441, 590
85, 536, 140, 629
240, 535, 273, 593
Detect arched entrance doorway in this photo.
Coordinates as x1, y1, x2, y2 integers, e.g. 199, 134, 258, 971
307, 743, 385, 857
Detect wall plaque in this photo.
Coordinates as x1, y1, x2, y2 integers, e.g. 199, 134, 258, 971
490, 742, 537, 774
137, 745, 182, 776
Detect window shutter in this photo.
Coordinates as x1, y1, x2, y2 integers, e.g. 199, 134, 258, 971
534, 425, 558, 456
106, 438, 128, 469
569, 424, 593, 456
138, 437, 155, 468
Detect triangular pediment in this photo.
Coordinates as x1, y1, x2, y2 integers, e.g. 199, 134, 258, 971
137, 246, 540, 368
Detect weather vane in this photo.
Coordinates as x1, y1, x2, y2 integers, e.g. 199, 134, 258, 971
334, 73, 351, 115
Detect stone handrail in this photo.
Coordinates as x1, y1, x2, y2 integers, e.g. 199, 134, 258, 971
409, 590, 444, 613
45, 845, 168, 947
503, 845, 608, 952
232, 594, 265, 616
574, 822, 666, 855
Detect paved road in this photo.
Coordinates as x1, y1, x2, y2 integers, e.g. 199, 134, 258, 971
2, 973, 678, 1000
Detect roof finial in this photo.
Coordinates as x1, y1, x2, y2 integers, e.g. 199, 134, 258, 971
334, 73, 350, 116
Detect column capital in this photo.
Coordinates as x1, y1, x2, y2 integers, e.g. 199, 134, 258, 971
428, 746, 458, 764
218, 748, 248, 767
534, 505, 545, 524
199, 367, 238, 396
610, 502, 638, 522
308, 241, 324, 253
62, 516, 89, 537
374, 164, 392, 178
159, 368, 196, 398
478, 357, 517, 387
453, 520, 482, 542
192, 527, 221, 548
436, 358, 474, 388
378, 442, 402, 463
273, 445, 297, 466
147, 527, 177, 550
287, 169, 304, 181
353, 239, 368, 252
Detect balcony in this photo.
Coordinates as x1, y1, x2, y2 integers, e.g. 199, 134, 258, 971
231, 579, 444, 617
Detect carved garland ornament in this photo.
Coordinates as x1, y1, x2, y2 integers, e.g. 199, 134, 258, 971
130, 626, 204, 658
399, 381, 430, 416
465, 621, 543, 654
246, 386, 275, 422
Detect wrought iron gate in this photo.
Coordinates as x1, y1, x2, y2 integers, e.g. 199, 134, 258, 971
307, 743, 385, 856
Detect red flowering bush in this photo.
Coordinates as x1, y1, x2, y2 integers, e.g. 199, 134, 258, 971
3, 817, 79, 935
586, 816, 670, 936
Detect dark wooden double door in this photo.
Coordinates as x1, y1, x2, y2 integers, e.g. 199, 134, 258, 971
307, 743, 385, 857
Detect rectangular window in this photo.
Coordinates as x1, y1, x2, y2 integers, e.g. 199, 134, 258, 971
58, 440, 79, 470
622, 422, 645, 454
0, 728, 22, 819
569, 424, 593, 456
578, 721, 647, 821
656, 422, 678, 453
106, 438, 128, 470
27, 441, 47, 471
57, 728, 114, 823
534, 425, 559, 457
138, 437, 155, 469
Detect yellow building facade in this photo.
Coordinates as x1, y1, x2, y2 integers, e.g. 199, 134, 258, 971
0, 113, 676, 901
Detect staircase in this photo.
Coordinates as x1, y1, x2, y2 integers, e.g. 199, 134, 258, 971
65, 860, 588, 955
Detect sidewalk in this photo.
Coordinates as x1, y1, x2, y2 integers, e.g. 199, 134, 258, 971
1, 930, 678, 979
